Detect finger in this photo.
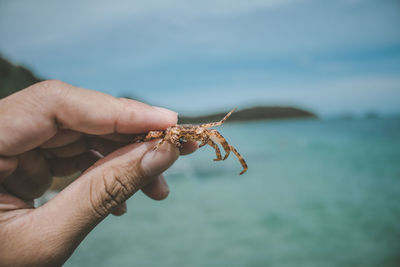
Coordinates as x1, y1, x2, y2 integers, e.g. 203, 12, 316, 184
95, 133, 135, 143
0, 156, 18, 183
47, 137, 127, 177
40, 130, 82, 148
110, 201, 127, 216
42, 138, 88, 158
141, 174, 170, 200
88, 137, 126, 157
0, 80, 177, 156
48, 138, 197, 173
0, 186, 33, 211
47, 137, 128, 177
179, 141, 198, 155
30, 140, 178, 262
3, 150, 52, 200
48, 152, 98, 177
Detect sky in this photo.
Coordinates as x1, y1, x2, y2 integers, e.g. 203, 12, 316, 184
1, 0, 400, 116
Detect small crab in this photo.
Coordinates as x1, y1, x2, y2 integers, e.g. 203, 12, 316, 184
132, 108, 248, 175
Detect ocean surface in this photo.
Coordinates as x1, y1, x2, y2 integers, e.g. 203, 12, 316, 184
65, 118, 400, 267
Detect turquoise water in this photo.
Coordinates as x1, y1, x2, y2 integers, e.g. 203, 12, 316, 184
66, 118, 400, 267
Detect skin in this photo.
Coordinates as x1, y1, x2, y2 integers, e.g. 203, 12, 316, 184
0, 80, 198, 267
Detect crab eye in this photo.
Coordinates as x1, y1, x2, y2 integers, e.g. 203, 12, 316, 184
179, 137, 187, 143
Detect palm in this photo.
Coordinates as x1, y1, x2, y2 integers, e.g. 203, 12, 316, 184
0, 81, 197, 266
2, 130, 131, 202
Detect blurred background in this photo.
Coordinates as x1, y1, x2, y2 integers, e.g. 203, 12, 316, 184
1, 0, 400, 266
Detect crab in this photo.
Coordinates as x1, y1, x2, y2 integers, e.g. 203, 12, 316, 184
132, 108, 248, 175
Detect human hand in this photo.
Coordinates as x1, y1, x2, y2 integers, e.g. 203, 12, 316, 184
0, 80, 197, 267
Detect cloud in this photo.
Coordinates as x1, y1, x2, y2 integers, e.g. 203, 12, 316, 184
152, 73, 400, 116
1, 0, 399, 59
1, 0, 399, 115
73, 0, 296, 20
0, 0, 295, 49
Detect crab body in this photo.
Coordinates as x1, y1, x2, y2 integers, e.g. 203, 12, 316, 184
133, 109, 248, 175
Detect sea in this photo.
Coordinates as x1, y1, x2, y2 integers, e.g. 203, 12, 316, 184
65, 117, 400, 267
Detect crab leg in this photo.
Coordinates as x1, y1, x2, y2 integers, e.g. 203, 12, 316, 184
209, 129, 231, 160
132, 130, 168, 151
153, 138, 166, 150
132, 108, 247, 175
198, 135, 209, 148
132, 133, 148, 143
199, 108, 236, 128
207, 139, 223, 161
133, 130, 164, 143
229, 145, 248, 175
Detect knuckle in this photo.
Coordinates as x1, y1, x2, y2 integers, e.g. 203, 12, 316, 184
89, 165, 141, 218
32, 79, 67, 95
29, 80, 72, 106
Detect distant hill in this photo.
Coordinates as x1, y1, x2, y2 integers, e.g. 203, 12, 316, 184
0, 55, 317, 121
179, 106, 316, 124
0, 55, 41, 98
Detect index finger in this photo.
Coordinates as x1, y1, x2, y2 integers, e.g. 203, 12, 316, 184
0, 80, 177, 156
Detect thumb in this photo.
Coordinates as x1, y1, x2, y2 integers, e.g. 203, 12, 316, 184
77, 140, 179, 218
32, 140, 179, 264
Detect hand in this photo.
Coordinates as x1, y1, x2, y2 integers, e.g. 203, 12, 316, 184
0, 80, 197, 267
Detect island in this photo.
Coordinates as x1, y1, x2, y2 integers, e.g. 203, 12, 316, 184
1, 55, 317, 121
179, 106, 316, 124
1, 55, 317, 193
0, 55, 41, 99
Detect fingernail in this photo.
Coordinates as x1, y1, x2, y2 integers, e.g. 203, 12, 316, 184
153, 106, 178, 117
141, 143, 179, 177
